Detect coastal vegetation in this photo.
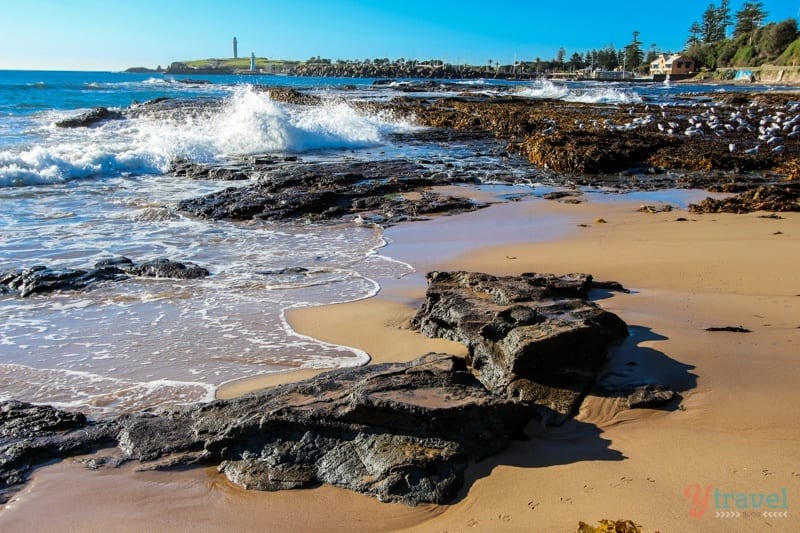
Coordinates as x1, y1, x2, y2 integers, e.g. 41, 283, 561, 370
138, 2, 799, 80
685, 1, 800, 69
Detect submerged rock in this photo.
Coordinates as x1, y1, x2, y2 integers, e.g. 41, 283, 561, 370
411, 271, 629, 423
0, 265, 126, 297
118, 258, 210, 279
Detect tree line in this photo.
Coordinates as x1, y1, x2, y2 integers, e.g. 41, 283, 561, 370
685, 1, 799, 68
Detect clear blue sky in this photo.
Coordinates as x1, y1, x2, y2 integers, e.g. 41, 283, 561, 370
1, 0, 797, 70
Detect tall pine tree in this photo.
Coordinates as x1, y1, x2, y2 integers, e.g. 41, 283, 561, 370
734, 2, 768, 40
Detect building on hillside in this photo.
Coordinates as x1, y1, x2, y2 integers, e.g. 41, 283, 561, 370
650, 54, 695, 80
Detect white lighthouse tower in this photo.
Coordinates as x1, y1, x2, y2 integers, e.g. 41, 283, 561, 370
233, 37, 238, 59
250, 52, 256, 72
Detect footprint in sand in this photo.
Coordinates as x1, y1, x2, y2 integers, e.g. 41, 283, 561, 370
528, 501, 540, 510
612, 476, 633, 487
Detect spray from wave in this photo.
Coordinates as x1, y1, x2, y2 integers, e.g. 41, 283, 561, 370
516, 80, 642, 104
0, 85, 414, 187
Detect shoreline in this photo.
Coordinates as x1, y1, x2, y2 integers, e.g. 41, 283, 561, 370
2, 190, 798, 532
281, 193, 800, 531
3, 68, 800, 533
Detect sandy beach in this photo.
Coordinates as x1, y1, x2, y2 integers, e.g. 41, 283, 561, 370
1, 190, 798, 532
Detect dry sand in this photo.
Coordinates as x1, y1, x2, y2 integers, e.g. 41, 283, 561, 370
2, 192, 798, 532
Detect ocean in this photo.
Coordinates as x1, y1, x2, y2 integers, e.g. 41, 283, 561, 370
0, 70, 784, 417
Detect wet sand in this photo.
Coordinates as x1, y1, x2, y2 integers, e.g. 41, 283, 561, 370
2, 192, 798, 532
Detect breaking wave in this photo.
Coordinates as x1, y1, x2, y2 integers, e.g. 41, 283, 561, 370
516, 80, 642, 104
0, 85, 415, 188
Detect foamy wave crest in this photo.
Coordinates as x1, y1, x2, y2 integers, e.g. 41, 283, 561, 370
138, 86, 407, 158
516, 80, 571, 99
0, 86, 414, 187
0, 143, 163, 187
213, 86, 393, 154
567, 87, 642, 104
516, 80, 642, 104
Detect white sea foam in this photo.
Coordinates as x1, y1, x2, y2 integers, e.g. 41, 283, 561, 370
0, 86, 414, 188
0, 363, 216, 416
516, 80, 642, 104
516, 80, 571, 99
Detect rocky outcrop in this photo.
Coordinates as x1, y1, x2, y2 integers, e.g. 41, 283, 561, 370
257, 86, 323, 106
0, 272, 633, 505
366, 95, 799, 180
0, 401, 111, 503
411, 271, 629, 424
55, 107, 123, 128
688, 184, 800, 213
0, 354, 529, 506
0, 265, 127, 297
0, 257, 209, 297
177, 159, 482, 224
520, 129, 677, 174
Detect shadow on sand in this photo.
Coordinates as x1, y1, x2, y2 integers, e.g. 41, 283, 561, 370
453, 323, 697, 504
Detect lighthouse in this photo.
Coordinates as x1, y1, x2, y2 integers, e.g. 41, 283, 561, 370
233, 37, 238, 59
250, 52, 256, 72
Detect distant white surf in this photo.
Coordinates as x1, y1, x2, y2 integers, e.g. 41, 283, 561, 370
516, 80, 643, 104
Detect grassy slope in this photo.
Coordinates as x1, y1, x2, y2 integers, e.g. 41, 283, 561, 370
776, 38, 800, 66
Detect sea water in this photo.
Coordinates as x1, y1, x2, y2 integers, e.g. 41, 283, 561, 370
0, 70, 787, 416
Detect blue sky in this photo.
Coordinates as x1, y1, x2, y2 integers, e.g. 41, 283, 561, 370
1, 0, 797, 70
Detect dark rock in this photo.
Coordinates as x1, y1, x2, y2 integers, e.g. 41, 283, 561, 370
363, 94, 799, 184
705, 326, 752, 333
0, 265, 127, 297
410, 271, 629, 423
169, 158, 253, 181
122, 258, 210, 279
0, 354, 529, 506
0, 271, 635, 505
590, 280, 630, 294
55, 107, 123, 128
0, 257, 209, 297
521, 129, 677, 174
0, 401, 87, 440
688, 184, 800, 213
254, 86, 323, 106
175, 79, 211, 85
0, 401, 107, 502
177, 159, 483, 224
625, 384, 676, 409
